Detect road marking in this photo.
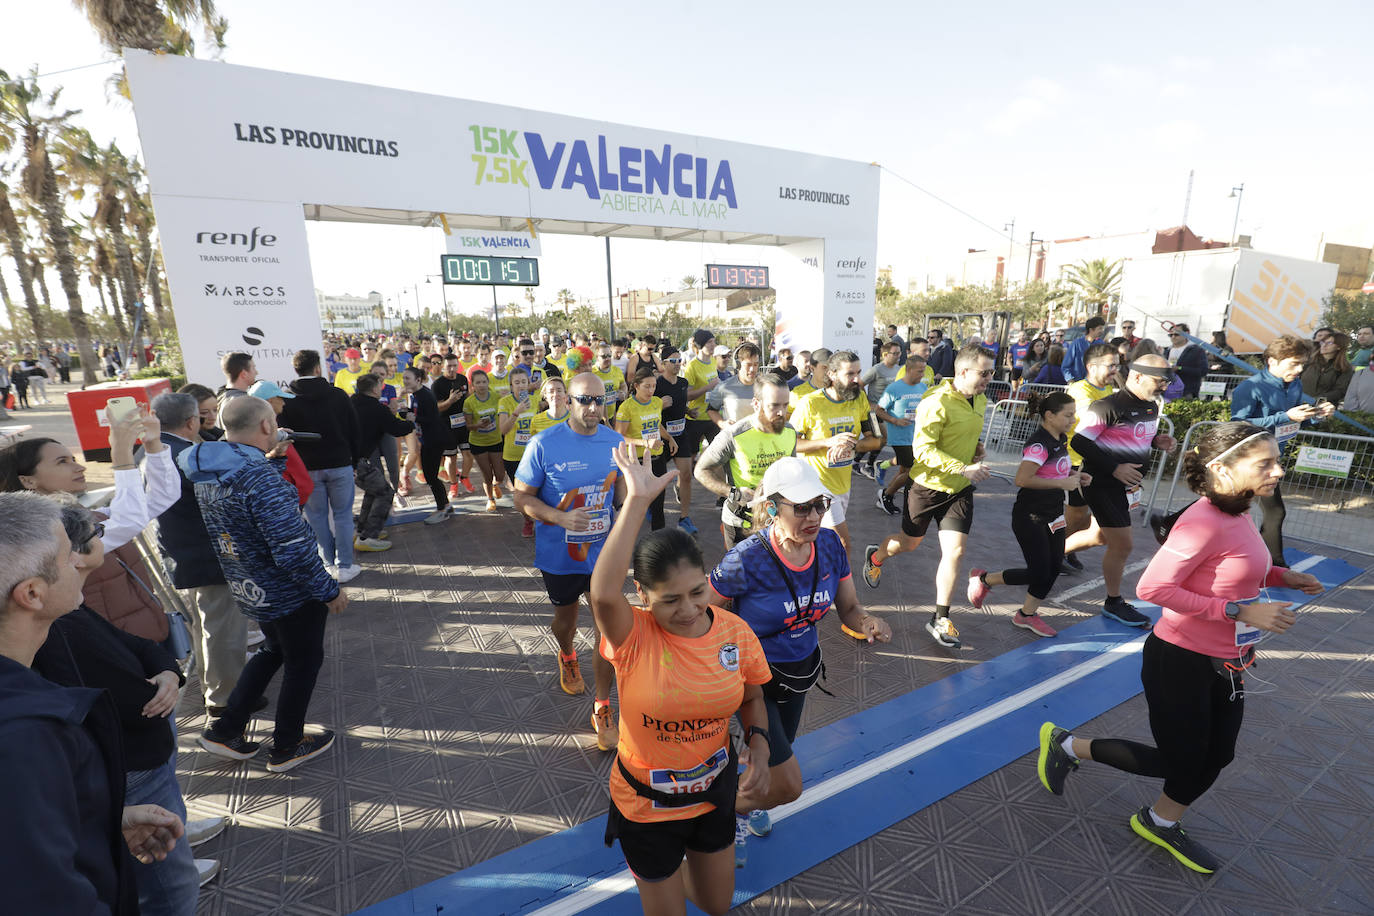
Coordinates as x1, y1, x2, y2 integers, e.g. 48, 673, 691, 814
1053, 559, 1150, 603
528, 637, 1148, 915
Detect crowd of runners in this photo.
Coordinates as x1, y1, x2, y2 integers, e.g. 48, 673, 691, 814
0, 315, 1364, 914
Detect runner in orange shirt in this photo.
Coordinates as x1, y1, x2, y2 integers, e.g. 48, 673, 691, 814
590, 441, 772, 914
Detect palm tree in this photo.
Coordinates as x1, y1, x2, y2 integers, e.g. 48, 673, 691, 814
681, 275, 699, 290
371, 303, 386, 332
555, 288, 575, 309
1, 71, 100, 383
524, 287, 536, 318
92, 240, 128, 338
73, 0, 230, 98
125, 161, 169, 333
325, 309, 337, 332
0, 174, 44, 341
1062, 258, 1123, 319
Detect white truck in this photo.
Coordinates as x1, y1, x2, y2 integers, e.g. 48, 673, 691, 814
1116, 248, 1337, 355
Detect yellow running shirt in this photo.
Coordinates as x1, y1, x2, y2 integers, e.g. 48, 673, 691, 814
498, 394, 538, 462
684, 355, 716, 420
788, 379, 819, 407
332, 366, 368, 394
600, 606, 769, 823
531, 409, 569, 436
616, 395, 666, 457
1066, 379, 1112, 466
789, 388, 873, 496
464, 391, 502, 447
592, 365, 627, 419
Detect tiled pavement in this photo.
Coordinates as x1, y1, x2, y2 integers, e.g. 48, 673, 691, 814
178, 472, 1374, 915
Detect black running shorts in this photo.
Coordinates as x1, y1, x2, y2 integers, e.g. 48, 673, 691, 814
902, 482, 975, 538
1085, 480, 1132, 529
540, 571, 591, 608
891, 445, 914, 469
606, 798, 734, 882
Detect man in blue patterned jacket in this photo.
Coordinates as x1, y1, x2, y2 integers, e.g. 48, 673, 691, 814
179, 396, 349, 773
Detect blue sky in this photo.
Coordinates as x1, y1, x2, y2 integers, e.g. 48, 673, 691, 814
4, 0, 1370, 321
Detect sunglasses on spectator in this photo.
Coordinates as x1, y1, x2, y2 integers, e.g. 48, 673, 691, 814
571, 394, 608, 406
521, 349, 535, 356
777, 496, 832, 518
79, 523, 106, 552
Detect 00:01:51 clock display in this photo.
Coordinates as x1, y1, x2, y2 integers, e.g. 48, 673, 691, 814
440, 254, 540, 286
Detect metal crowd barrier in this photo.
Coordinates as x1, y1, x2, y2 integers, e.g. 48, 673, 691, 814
981, 399, 1174, 518
984, 379, 1013, 405
1199, 373, 1250, 401
1159, 421, 1374, 555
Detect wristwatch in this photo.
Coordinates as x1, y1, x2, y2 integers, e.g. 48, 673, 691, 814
1224, 601, 1243, 621
745, 725, 771, 749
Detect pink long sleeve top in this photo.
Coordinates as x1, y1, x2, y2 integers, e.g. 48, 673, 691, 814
1137, 498, 1290, 659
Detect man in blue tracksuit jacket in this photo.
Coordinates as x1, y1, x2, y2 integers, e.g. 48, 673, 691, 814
180, 396, 348, 773
1064, 315, 1107, 382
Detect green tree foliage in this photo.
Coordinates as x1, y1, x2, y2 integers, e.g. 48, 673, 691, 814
1062, 258, 1123, 316
1321, 291, 1374, 336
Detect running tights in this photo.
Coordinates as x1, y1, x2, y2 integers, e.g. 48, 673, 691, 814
648, 451, 670, 530
998, 505, 1065, 599
1257, 484, 1285, 567
420, 442, 448, 511
1089, 634, 1244, 806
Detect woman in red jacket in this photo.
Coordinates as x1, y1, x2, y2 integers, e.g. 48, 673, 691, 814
1034, 422, 1323, 874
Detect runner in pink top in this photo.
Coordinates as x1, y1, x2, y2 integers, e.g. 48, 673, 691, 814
1033, 422, 1323, 875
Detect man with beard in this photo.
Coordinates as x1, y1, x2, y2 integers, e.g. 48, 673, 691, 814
513, 373, 625, 751
706, 342, 764, 428
863, 344, 994, 649
695, 371, 797, 546
790, 350, 882, 552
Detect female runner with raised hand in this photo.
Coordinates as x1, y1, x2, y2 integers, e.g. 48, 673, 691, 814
1036, 421, 1323, 874
589, 441, 772, 916
967, 391, 1089, 637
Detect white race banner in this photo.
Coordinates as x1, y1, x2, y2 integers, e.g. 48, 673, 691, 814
151, 195, 322, 389
444, 227, 541, 257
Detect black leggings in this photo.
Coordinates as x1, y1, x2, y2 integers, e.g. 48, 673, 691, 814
420, 442, 448, 510
999, 503, 1065, 600
1257, 484, 1285, 567
648, 450, 670, 530
1088, 633, 1244, 806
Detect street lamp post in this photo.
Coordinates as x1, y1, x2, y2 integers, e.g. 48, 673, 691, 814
425, 274, 450, 336
1228, 184, 1245, 247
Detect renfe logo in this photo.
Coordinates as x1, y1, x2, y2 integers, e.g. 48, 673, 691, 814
196, 227, 277, 253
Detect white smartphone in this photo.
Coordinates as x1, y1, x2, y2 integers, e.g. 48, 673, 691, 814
106, 396, 139, 423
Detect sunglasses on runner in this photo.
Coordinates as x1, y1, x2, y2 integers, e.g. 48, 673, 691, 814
521, 349, 534, 355
78, 523, 106, 552
665, 357, 681, 363
571, 394, 608, 406
779, 496, 831, 518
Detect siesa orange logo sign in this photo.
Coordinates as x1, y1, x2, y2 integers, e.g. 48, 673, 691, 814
1233, 259, 1322, 326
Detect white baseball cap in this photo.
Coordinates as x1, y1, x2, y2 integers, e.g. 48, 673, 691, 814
760, 457, 829, 504
713, 345, 731, 357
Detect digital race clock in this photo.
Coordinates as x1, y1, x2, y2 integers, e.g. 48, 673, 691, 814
440, 254, 540, 286
705, 264, 769, 290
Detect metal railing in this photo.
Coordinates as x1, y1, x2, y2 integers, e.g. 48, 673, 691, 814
1157, 421, 1374, 555
981, 399, 1174, 522
1199, 373, 1250, 401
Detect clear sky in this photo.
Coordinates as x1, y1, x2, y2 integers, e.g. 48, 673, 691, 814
3, 0, 1371, 324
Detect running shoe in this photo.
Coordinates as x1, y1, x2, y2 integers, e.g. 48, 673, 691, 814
875, 460, 889, 487
1102, 596, 1150, 628
558, 653, 586, 695
461, 477, 476, 494
423, 506, 450, 525
196, 858, 220, 887
878, 491, 900, 516
186, 816, 227, 847
926, 616, 961, 648
862, 545, 883, 588
438, 468, 452, 483
855, 462, 873, 480
521, 518, 535, 538
1129, 807, 1219, 874
1013, 612, 1057, 638
747, 809, 772, 837
485, 499, 498, 512
1036, 721, 1078, 796
967, 569, 990, 608
336, 564, 362, 584
266, 730, 336, 773
590, 705, 619, 752
448, 483, 460, 500
392, 493, 408, 510
354, 537, 392, 552
198, 730, 261, 761
1061, 552, 1085, 572
678, 516, 698, 535
735, 814, 749, 868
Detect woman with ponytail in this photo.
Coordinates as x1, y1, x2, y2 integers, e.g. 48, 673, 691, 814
1035, 421, 1323, 875
967, 391, 1086, 637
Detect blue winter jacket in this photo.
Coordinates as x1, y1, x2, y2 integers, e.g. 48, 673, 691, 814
178, 440, 339, 621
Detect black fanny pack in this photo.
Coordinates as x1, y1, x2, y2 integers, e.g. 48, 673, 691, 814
763, 646, 827, 701
615, 740, 739, 809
